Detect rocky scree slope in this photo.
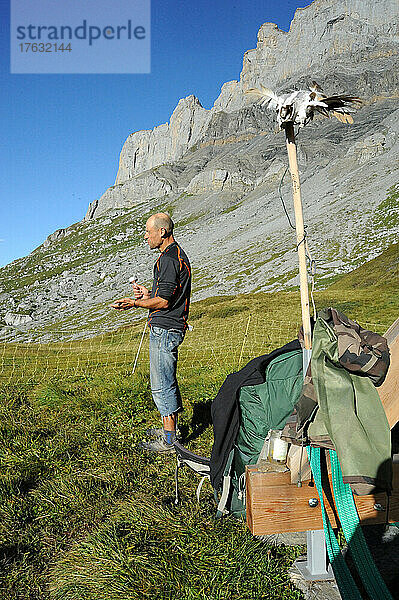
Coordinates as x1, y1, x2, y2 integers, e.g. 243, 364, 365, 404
1, 0, 398, 341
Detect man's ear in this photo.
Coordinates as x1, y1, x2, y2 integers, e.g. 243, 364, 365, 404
160, 227, 167, 238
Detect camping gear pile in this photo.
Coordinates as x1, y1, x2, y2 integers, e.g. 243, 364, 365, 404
174, 308, 392, 517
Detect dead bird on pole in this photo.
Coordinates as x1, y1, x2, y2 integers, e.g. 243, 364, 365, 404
245, 81, 361, 129
245, 81, 361, 354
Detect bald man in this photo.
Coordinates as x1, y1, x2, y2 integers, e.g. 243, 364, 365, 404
111, 213, 191, 453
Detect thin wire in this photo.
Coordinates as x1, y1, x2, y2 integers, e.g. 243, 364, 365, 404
296, 226, 308, 251
305, 238, 317, 319
278, 166, 295, 230
132, 319, 148, 375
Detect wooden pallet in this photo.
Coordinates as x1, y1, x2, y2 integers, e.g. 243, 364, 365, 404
246, 462, 399, 536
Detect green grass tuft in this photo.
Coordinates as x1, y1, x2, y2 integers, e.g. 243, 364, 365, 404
48, 498, 303, 600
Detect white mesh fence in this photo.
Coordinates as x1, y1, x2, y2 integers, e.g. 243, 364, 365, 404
0, 315, 387, 386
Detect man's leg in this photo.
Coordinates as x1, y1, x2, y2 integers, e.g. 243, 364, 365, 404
145, 411, 181, 441
141, 327, 184, 452
163, 413, 177, 431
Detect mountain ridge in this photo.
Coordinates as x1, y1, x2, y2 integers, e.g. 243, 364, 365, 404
90, 0, 399, 218
1, 0, 398, 341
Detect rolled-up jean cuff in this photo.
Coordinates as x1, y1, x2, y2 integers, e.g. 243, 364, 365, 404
149, 326, 184, 417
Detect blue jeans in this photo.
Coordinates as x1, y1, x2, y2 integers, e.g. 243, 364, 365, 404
149, 326, 185, 418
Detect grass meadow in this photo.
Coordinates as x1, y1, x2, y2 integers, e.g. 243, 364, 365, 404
0, 281, 398, 599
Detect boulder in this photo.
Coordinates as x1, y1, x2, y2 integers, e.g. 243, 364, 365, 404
4, 312, 33, 326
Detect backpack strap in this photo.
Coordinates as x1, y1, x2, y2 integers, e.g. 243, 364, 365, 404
173, 441, 211, 506
237, 472, 246, 504
216, 449, 235, 517
174, 441, 210, 474
309, 447, 394, 600
196, 475, 211, 502
308, 446, 363, 600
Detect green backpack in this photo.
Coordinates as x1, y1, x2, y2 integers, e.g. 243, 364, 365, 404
173, 348, 303, 518
217, 349, 303, 518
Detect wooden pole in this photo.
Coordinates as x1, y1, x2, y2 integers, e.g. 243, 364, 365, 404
284, 122, 312, 350
284, 124, 328, 581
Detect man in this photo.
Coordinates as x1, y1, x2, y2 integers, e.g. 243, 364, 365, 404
111, 213, 191, 453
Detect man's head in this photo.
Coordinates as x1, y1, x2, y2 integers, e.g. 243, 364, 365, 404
144, 213, 174, 250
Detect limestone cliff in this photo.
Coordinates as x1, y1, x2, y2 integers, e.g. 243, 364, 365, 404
215, 0, 399, 111
86, 0, 399, 219
115, 95, 211, 185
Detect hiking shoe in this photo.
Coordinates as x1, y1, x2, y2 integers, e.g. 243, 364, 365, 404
145, 427, 181, 440
138, 437, 176, 454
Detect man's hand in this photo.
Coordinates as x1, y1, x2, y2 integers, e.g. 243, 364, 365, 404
110, 297, 136, 310
110, 294, 169, 311
132, 282, 150, 300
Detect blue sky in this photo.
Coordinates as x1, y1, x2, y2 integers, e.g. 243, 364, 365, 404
1, 0, 311, 267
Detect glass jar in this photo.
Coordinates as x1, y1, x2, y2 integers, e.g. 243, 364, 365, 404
267, 429, 288, 464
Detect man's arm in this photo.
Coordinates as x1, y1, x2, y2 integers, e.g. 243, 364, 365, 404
110, 296, 169, 310
111, 255, 178, 311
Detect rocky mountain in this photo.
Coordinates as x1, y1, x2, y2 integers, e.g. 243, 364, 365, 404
1, 0, 398, 341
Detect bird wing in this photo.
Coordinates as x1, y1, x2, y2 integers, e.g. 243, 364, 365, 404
322, 95, 362, 111
313, 95, 361, 123
329, 94, 361, 104
246, 84, 361, 127
244, 85, 280, 110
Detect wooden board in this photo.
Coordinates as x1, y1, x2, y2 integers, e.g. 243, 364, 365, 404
246, 462, 399, 536
378, 317, 399, 429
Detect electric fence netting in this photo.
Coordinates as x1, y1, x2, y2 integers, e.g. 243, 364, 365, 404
0, 315, 386, 387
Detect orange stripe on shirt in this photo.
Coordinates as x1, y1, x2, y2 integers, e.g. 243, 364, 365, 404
176, 246, 183, 269
177, 245, 191, 278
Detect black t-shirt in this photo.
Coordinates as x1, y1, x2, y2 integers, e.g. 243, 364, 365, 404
148, 241, 191, 331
